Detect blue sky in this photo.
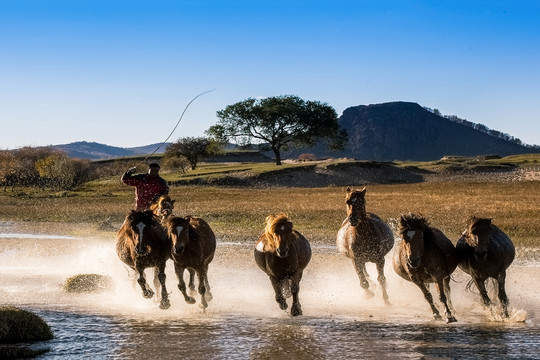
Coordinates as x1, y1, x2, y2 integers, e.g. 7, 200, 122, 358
1, 0, 539, 149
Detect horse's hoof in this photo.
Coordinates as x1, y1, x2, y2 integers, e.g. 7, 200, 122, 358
206, 293, 213, 302
291, 306, 302, 317
186, 297, 196, 304
278, 300, 288, 310
160, 300, 171, 310
446, 316, 457, 323
433, 314, 442, 321
143, 290, 154, 299
384, 300, 392, 307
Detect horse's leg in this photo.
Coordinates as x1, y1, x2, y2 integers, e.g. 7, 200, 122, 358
473, 276, 492, 309
204, 271, 213, 302
188, 268, 197, 296
175, 263, 196, 304
353, 259, 374, 298
443, 276, 455, 314
375, 258, 391, 306
270, 276, 287, 310
155, 264, 170, 310
496, 270, 510, 317
136, 266, 154, 299
290, 272, 303, 316
152, 267, 162, 302
413, 278, 441, 320
435, 276, 457, 323
197, 267, 209, 309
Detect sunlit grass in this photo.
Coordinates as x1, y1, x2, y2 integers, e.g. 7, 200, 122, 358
1, 179, 538, 248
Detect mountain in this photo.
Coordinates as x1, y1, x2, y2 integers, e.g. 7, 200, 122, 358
52, 141, 170, 160
284, 102, 539, 161
51, 102, 538, 161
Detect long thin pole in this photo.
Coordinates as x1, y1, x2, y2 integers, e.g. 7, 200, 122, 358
139, 89, 215, 165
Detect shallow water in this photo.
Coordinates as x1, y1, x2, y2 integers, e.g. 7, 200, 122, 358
1, 227, 539, 359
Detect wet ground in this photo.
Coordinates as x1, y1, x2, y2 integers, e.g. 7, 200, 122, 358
1, 226, 539, 359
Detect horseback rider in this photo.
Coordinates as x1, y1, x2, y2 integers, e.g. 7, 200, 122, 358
121, 162, 169, 211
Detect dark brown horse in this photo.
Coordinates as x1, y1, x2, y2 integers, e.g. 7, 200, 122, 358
254, 214, 312, 316
393, 213, 458, 323
456, 217, 515, 317
116, 210, 171, 309
336, 187, 394, 305
150, 195, 176, 226
165, 215, 216, 308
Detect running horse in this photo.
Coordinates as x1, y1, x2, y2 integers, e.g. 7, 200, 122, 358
150, 195, 176, 226
254, 214, 312, 316
456, 217, 515, 317
336, 187, 394, 305
165, 215, 216, 308
393, 213, 458, 323
116, 210, 171, 309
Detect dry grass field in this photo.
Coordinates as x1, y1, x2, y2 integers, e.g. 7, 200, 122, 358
0, 176, 538, 250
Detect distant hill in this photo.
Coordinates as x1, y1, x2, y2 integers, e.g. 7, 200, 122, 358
50, 102, 539, 161
52, 141, 170, 160
284, 102, 540, 161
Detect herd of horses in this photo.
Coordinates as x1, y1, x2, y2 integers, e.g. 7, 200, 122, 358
116, 188, 516, 323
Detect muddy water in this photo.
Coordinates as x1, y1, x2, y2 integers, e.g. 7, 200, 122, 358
1, 227, 539, 359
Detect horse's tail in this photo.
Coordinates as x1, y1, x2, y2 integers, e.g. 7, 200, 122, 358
465, 278, 477, 294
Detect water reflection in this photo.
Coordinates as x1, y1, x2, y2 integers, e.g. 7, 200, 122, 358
29, 310, 540, 360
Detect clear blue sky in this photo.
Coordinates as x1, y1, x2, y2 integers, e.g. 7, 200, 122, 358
1, 0, 539, 149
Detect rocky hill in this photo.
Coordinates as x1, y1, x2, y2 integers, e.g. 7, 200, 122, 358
284, 102, 539, 161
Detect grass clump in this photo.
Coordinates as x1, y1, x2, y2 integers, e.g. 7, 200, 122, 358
64, 274, 113, 293
0, 306, 53, 358
0, 306, 53, 342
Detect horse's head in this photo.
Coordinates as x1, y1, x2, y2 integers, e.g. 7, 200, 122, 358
466, 217, 492, 261
125, 210, 158, 255
398, 213, 429, 268
262, 214, 295, 258
345, 186, 367, 226
151, 195, 175, 221
166, 216, 192, 256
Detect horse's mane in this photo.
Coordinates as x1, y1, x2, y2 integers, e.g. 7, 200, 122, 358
150, 195, 174, 212
119, 210, 158, 236
464, 216, 492, 246
262, 214, 296, 250
398, 213, 430, 237
466, 216, 492, 232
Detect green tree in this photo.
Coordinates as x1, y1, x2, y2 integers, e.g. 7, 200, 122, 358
207, 95, 346, 165
164, 137, 217, 170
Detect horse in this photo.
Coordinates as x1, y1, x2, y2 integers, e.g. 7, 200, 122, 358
116, 210, 171, 309
456, 217, 515, 317
392, 213, 458, 323
150, 195, 176, 226
254, 214, 312, 316
336, 187, 394, 305
165, 215, 216, 308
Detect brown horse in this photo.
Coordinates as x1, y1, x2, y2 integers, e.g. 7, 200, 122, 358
165, 215, 216, 308
336, 187, 394, 305
456, 217, 515, 317
254, 214, 312, 316
150, 195, 176, 226
393, 213, 458, 323
116, 210, 171, 309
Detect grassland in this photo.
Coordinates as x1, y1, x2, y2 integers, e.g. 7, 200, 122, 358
1, 154, 539, 250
